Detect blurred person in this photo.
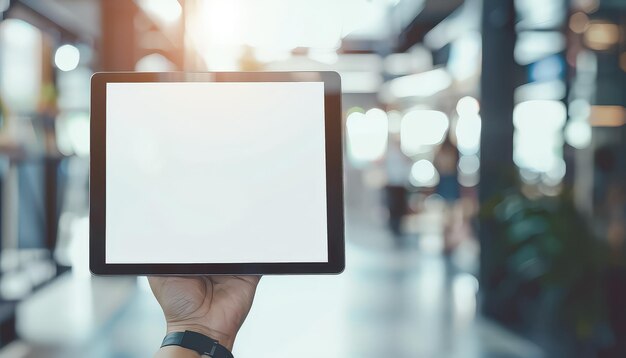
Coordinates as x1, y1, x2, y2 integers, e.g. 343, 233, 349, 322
0, 95, 24, 158
37, 82, 59, 155
150, 275, 260, 358
604, 181, 626, 357
433, 137, 461, 254
606, 182, 625, 260
593, 146, 615, 211
383, 134, 411, 244
593, 146, 626, 258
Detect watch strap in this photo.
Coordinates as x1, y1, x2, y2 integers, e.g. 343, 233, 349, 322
161, 330, 233, 358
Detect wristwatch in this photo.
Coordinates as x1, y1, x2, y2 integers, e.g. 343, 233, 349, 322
161, 330, 234, 358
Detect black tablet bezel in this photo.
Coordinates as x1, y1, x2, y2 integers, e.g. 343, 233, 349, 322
90, 71, 344, 275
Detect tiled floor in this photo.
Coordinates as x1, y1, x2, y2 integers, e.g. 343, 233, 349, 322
1, 207, 543, 358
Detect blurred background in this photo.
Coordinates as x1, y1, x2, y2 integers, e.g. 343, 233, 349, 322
0, 0, 622, 357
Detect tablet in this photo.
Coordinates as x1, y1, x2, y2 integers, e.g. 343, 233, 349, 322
89, 72, 344, 275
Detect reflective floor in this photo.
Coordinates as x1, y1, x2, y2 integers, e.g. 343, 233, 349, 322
1, 206, 544, 358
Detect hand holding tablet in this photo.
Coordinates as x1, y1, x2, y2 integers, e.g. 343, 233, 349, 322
90, 72, 344, 275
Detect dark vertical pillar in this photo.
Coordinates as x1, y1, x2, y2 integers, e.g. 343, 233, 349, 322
100, 0, 138, 71
44, 158, 57, 250
616, 12, 626, 179
479, 0, 517, 315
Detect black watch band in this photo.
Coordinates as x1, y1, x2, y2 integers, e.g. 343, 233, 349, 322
161, 330, 234, 358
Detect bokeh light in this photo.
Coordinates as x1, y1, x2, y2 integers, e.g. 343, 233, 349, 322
136, 0, 182, 24
346, 108, 388, 163
55, 44, 80, 72
401, 109, 449, 156
456, 96, 480, 117
410, 159, 439, 187
564, 120, 592, 149
513, 100, 566, 175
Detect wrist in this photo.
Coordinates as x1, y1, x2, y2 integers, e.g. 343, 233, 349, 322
156, 346, 202, 358
166, 323, 235, 351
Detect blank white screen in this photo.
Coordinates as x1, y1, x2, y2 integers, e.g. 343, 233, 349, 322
105, 82, 328, 263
